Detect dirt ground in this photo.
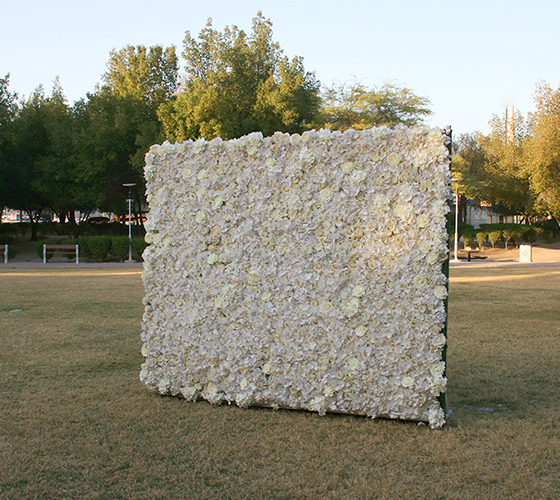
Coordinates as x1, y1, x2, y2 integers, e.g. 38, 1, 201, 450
456, 241, 560, 264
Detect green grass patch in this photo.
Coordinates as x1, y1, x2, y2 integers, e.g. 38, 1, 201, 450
0, 267, 559, 499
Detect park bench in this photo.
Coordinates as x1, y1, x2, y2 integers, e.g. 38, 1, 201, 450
458, 248, 488, 262
0, 244, 8, 264
43, 244, 80, 264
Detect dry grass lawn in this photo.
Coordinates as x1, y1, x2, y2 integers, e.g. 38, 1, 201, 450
0, 267, 559, 499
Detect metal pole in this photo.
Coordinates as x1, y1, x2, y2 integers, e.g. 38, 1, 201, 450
123, 183, 137, 263
454, 185, 460, 261
128, 197, 133, 261
451, 177, 463, 262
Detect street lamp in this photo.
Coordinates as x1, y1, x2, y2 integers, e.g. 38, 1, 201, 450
123, 183, 136, 262
451, 178, 463, 261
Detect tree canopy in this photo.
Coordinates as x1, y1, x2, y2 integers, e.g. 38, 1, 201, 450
317, 80, 432, 131
158, 12, 321, 141
524, 82, 560, 218
102, 44, 179, 106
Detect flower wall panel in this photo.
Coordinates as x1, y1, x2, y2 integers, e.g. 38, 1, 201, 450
140, 126, 451, 428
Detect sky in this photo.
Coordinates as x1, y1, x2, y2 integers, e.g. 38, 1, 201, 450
3, 0, 560, 137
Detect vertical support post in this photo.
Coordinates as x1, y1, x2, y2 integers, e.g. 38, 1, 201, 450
123, 182, 137, 263
43, 244, 47, 264
128, 197, 133, 261
76, 244, 80, 264
440, 126, 453, 417
4, 244, 8, 264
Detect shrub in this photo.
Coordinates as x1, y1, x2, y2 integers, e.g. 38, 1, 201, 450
461, 230, 477, 248
132, 237, 149, 261
2, 244, 18, 260
502, 229, 515, 249
60, 238, 79, 260
475, 231, 487, 249
488, 230, 502, 249
36, 241, 54, 260
541, 229, 554, 243
78, 236, 93, 259
87, 236, 112, 261
111, 236, 131, 261
521, 227, 538, 244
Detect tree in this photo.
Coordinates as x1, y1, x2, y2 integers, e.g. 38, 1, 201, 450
102, 44, 179, 107
158, 12, 320, 141
317, 80, 432, 131
4, 86, 50, 239
99, 45, 179, 184
73, 90, 150, 218
0, 74, 18, 210
524, 81, 560, 219
477, 110, 533, 217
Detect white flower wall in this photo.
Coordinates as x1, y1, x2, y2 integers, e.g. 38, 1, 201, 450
140, 125, 451, 428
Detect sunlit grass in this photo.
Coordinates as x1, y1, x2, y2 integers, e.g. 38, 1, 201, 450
1, 267, 559, 499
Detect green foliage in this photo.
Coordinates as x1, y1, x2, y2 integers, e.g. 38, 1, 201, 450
158, 13, 320, 141
77, 236, 93, 258
488, 230, 502, 248
0, 240, 18, 260
475, 231, 488, 248
111, 236, 131, 261
461, 230, 477, 248
520, 226, 538, 244
524, 82, 560, 218
86, 236, 111, 261
103, 45, 178, 106
36, 241, 53, 260
317, 80, 431, 131
132, 237, 149, 260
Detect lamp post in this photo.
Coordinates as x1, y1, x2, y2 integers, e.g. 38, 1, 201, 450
451, 178, 463, 261
123, 183, 136, 262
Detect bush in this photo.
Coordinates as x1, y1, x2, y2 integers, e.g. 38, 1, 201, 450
502, 229, 516, 249
488, 230, 502, 249
87, 236, 112, 261
111, 236, 131, 261
77, 236, 93, 259
132, 237, 149, 261
36, 241, 54, 260
60, 238, 79, 260
475, 231, 487, 249
521, 227, 538, 244
1, 243, 18, 260
461, 230, 477, 248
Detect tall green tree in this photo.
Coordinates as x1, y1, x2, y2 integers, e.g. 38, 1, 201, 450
4, 86, 50, 239
0, 74, 18, 210
158, 12, 320, 141
102, 44, 179, 107
317, 80, 432, 131
73, 90, 151, 217
477, 110, 533, 217
524, 81, 560, 219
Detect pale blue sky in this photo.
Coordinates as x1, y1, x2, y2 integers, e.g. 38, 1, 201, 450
2, 0, 560, 136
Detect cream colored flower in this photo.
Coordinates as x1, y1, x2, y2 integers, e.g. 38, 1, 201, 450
261, 291, 272, 302
387, 153, 400, 165
401, 376, 414, 388
347, 357, 360, 370
355, 325, 367, 337
319, 187, 334, 203
434, 285, 448, 300
352, 285, 365, 297
320, 300, 333, 313
432, 333, 446, 349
